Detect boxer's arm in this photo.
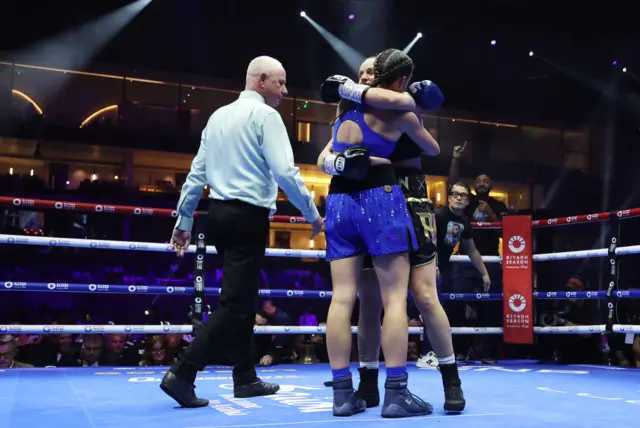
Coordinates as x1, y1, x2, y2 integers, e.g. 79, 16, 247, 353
262, 111, 320, 222
175, 128, 208, 232
398, 112, 440, 156
363, 89, 417, 111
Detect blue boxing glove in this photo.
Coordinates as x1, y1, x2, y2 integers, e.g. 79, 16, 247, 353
320, 75, 370, 104
409, 80, 444, 111
322, 146, 370, 180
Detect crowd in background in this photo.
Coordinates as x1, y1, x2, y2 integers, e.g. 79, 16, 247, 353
1, 168, 639, 371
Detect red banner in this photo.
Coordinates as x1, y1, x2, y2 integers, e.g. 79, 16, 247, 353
502, 215, 534, 344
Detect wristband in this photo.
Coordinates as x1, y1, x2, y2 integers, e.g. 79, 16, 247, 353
322, 154, 339, 176
338, 80, 369, 104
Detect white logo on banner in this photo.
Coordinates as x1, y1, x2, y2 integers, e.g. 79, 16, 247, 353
508, 236, 526, 253
509, 294, 527, 312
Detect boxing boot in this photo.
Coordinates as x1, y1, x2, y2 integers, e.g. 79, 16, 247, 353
439, 363, 466, 412
381, 373, 433, 418
332, 374, 367, 417
356, 367, 380, 407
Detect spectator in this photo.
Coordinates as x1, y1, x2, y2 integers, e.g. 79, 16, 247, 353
253, 313, 277, 366
0, 335, 34, 368
99, 334, 139, 366
58, 335, 103, 367
447, 143, 509, 363
550, 277, 603, 364
299, 307, 318, 326
140, 336, 175, 366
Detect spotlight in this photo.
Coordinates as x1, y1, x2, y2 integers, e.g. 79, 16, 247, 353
144, 310, 149, 316
490, 40, 496, 45
417, 32, 423, 38
529, 51, 534, 57
623, 67, 627, 72
300, 11, 306, 17
348, 13, 355, 20
612, 60, 617, 66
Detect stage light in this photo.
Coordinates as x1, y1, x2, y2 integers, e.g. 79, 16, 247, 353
623, 67, 627, 72
417, 32, 423, 38
348, 14, 355, 20
613, 60, 617, 66
300, 11, 306, 17
491, 40, 496, 45
529, 51, 534, 56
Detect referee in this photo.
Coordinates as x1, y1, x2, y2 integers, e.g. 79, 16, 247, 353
160, 56, 323, 408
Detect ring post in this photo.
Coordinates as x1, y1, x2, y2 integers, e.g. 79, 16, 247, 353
605, 212, 620, 333
191, 219, 207, 335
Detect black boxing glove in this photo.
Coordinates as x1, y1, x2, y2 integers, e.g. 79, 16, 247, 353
320, 75, 370, 104
322, 146, 370, 180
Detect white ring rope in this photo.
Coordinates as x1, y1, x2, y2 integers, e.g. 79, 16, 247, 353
2, 234, 640, 261
0, 324, 631, 335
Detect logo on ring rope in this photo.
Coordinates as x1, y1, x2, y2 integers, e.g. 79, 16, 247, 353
171, 211, 178, 218
319, 291, 326, 298
54, 202, 63, 209
508, 294, 527, 312
508, 236, 526, 253
134, 208, 142, 215
128, 285, 136, 293
167, 286, 175, 294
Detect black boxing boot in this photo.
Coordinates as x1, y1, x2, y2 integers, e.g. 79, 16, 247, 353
356, 367, 380, 408
439, 363, 465, 412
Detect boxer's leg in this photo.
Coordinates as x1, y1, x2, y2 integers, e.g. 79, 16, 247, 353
410, 256, 465, 412
325, 192, 367, 417
364, 186, 432, 418
355, 263, 382, 407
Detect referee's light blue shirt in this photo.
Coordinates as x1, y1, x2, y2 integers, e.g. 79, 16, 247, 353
175, 90, 320, 232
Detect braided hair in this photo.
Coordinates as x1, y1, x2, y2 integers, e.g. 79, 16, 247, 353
372, 48, 414, 88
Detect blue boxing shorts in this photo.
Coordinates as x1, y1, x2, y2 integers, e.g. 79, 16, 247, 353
325, 184, 418, 262
362, 171, 437, 269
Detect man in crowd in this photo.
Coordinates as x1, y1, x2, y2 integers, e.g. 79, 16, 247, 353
447, 142, 508, 362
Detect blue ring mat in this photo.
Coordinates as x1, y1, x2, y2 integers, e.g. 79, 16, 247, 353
1, 362, 638, 428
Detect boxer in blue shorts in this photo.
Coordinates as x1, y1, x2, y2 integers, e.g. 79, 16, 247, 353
320, 58, 466, 413
318, 49, 440, 418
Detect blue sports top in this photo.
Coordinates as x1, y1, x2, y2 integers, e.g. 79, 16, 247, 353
332, 104, 397, 157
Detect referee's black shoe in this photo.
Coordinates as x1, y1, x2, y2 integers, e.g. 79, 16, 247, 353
160, 372, 209, 408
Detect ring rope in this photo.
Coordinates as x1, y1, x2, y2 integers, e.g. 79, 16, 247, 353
1, 324, 635, 335
3, 196, 640, 228
2, 282, 640, 300
2, 234, 640, 262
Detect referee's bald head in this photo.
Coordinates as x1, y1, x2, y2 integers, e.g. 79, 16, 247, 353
245, 56, 288, 107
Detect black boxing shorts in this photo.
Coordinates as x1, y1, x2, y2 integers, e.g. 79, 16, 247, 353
363, 171, 437, 270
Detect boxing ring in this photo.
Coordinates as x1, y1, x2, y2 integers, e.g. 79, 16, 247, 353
1, 196, 640, 428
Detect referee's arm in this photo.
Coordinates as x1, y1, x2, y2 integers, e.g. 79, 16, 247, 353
261, 112, 320, 222
175, 128, 208, 232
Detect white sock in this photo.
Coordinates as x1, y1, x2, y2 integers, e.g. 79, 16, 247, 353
359, 361, 379, 370
437, 354, 456, 365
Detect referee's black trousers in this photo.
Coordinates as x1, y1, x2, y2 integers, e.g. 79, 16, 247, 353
180, 199, 270, 384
